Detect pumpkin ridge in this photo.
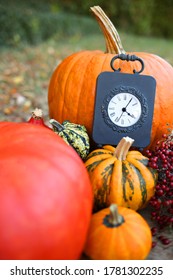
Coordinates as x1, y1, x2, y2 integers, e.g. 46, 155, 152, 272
113, 223, 133, 259
85, 154, 113, 175
94, 162, 114, 211
128, 152, 148, 159
122, 162, 134, 202
62, 51, 96, 122
125, 210, 153, 230
138, 158, 149, 165
148, 167, 158, 184
128, 153, 149, 165
119, 208, 152, 259
100, 52, 111, 72
126, 157, 154, 206
85, 149, 113, 160
74, 52, 102, 123
85, 153, 112, 166
153, 55, 172, 139
49, 52, 86, 122
75, 52, 108, 126
102, 145, 116, 152
86, 160, 103, 173
143, 54, 161, 145
90, 157, 116, 210
133, 166, 147, 206
84, 223, 111, 259
127, 156, 155, 185
120, 221, 151, 260
142, 53, 173, 147
61, 51, 91, 119
122, 163, 129, 203
91, 157, 116, 187
108, 229, 125, 259
122, 161, 142, 210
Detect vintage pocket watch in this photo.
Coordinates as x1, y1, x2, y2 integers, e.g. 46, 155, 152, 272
92, 54, 156, 148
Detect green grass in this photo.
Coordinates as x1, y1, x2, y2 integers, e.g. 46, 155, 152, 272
119, 33, 173, 64
40, 30, 173, 63
0, 30, 173, 123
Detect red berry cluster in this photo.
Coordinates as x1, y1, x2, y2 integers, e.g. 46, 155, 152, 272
145, 132, 173, 246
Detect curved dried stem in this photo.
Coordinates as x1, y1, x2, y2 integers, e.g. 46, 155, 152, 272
114, 137, 134, 160
90, 6, 126, 54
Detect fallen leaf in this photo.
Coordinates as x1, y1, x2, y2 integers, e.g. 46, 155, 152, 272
13, 76, 24, 85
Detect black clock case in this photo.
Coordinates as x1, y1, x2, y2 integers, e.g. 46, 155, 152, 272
92, 71, 156, 148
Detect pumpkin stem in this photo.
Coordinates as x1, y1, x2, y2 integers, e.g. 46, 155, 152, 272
108, 204, 124, 226
90, 6, 126, 54
49, 119, 64, 132
114, 137, 134, 160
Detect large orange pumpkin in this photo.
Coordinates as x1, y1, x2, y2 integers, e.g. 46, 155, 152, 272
48, 6, 173, 150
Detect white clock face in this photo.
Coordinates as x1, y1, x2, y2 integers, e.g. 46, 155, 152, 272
107, 92, 142, 127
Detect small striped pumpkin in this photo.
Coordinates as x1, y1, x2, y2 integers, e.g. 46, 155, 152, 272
50, 119, 90, 160
85, 137, 158, 211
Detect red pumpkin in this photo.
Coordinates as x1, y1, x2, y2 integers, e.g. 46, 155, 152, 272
48, 6, 173, 150
0, 122, 93, 260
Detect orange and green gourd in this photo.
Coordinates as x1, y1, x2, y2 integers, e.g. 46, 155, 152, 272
85, 137, 158, 211
50, 119, 90, 160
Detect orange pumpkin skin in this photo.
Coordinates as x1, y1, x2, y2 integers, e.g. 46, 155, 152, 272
0, 122, 93, 260
48, 7, 173, 150
84, 204, 152, 260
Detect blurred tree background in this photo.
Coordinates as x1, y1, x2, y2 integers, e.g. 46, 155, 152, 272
0, 0, 173, 47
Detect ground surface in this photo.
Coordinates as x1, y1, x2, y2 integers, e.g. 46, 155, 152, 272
140, 208, 173, 259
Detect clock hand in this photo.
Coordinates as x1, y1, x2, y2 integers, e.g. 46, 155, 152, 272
126, 111, 136, 119
116, 98, 133, 122
116, 111, 124, 122
125, 97, 133, 109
